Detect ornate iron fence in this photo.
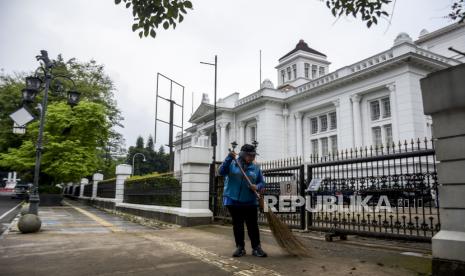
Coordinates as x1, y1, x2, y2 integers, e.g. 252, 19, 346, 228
83, 184, 92, 197
209, 157, 306, 229
306, 138, 439, 241
209, 138, 439, 241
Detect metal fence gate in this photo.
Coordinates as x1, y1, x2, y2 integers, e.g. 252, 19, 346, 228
306, 139, 440, 241
209, 158, 306, 229
209, 139, 440, 241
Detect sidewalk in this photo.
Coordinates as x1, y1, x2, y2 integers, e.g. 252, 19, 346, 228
0, 200, 432, 275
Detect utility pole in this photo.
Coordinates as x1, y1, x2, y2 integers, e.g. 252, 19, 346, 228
200, 55, 218, 163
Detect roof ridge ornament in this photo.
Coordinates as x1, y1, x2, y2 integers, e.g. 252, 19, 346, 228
279, 39, 327, 61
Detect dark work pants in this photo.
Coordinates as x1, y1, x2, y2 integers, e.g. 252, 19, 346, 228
227, 205, 260, 249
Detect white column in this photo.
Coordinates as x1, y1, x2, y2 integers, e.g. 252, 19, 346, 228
92, 173, 103, 198
115, 164, 132, 203
238, 121, 245, 146
80, 178, 88, 198
219, 122, 228, 159
303, 116, 311, 160
351, 94, 363, 147
294, 112, 303, 157
386, 83, 399, 142
283, 107, 289, 157
333, 99, 341, 151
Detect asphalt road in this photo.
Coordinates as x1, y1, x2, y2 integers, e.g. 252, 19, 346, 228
0, 194, 22, 235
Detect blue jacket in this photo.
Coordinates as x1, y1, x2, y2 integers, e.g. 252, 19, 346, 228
219, 155, 266, 205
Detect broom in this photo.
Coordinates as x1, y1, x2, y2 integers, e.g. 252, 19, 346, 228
228, 145, 311, 258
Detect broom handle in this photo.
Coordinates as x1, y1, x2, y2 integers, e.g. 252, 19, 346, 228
228, 150, 260, 199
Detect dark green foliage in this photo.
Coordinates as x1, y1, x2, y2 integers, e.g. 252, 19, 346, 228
450, 0, 465, 23
324, 0, 465, 28
114, 0, 193, 39
97, 178, 117, 185
126, 135, 169, 175
124, 174, 181, 207
38, 185, 62, 194
324, 0, 391, 28
0, 55, 123, 184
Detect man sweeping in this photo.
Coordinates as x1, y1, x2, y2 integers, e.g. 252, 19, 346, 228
219, 143, 268, 258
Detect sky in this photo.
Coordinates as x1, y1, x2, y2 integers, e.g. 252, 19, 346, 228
0, 0, 456, 150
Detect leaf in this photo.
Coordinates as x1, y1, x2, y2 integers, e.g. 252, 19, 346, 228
115, 0, 121, 4
184, 1, 192, 9
163, 21, 169, 29
126, 2, 131, 8
132, 23, 138, 32
150, 29, 156, 38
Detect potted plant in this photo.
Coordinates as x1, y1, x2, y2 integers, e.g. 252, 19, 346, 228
38, 185, 63, 206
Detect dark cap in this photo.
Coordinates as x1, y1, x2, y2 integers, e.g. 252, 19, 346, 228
240, 144, 257, 155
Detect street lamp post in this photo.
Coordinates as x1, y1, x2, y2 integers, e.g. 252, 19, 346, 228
132, 152, 146, 176
200, 55, 218, 163
22, 50, 81, 217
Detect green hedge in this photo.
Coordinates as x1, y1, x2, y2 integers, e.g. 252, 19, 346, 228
124, 174, 181, 207
98, 178, 116, 185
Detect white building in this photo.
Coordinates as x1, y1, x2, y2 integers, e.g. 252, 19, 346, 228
174, 23, 464, 172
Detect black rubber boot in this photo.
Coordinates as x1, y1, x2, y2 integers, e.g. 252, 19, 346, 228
232, 246, 246, 257
252, 245, 267, 257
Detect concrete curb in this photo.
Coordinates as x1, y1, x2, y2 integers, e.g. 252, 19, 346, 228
0, 201, 23, 239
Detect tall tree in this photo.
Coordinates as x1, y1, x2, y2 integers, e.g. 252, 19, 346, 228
135, 136, 144, 149
0, 55, 123, 182
0, 101, 110, 182
125, 136, 170, 175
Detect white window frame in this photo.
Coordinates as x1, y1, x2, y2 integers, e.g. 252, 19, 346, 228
311, 118, 318, 134
304, 63, 309, 78
321, 137, 329, 156
292, 64, 297, 79
329, 112, 337, 130
311, 139, 319, 156
319, 115, 328, 132
372, 126, 382, 147
381, 97, 391, 118
383, 124, 393, 145
311, 65, 317, 79
330, 135, 338, 154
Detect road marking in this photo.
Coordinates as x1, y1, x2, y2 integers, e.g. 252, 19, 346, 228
63, 201, 123, 233
139, 233, 282, 276
0, 201, 23, 221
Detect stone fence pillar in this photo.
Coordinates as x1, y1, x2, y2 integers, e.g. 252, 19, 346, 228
115, 164, 132, 203
421, 63, 465, 275
92, 173, 103, 198
79, 178, 88, 198
179, 146, 213, 226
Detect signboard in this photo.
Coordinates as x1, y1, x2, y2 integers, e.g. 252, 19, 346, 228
9, 107, 34, 127
13, 123, 26, 134
306, 178, 323, 192
280, 180, 297, 196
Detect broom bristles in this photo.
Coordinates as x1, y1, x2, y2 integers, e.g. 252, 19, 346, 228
265, 207, 311, 258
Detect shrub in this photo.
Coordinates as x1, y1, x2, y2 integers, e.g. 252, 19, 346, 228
39, 185, 63, 194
